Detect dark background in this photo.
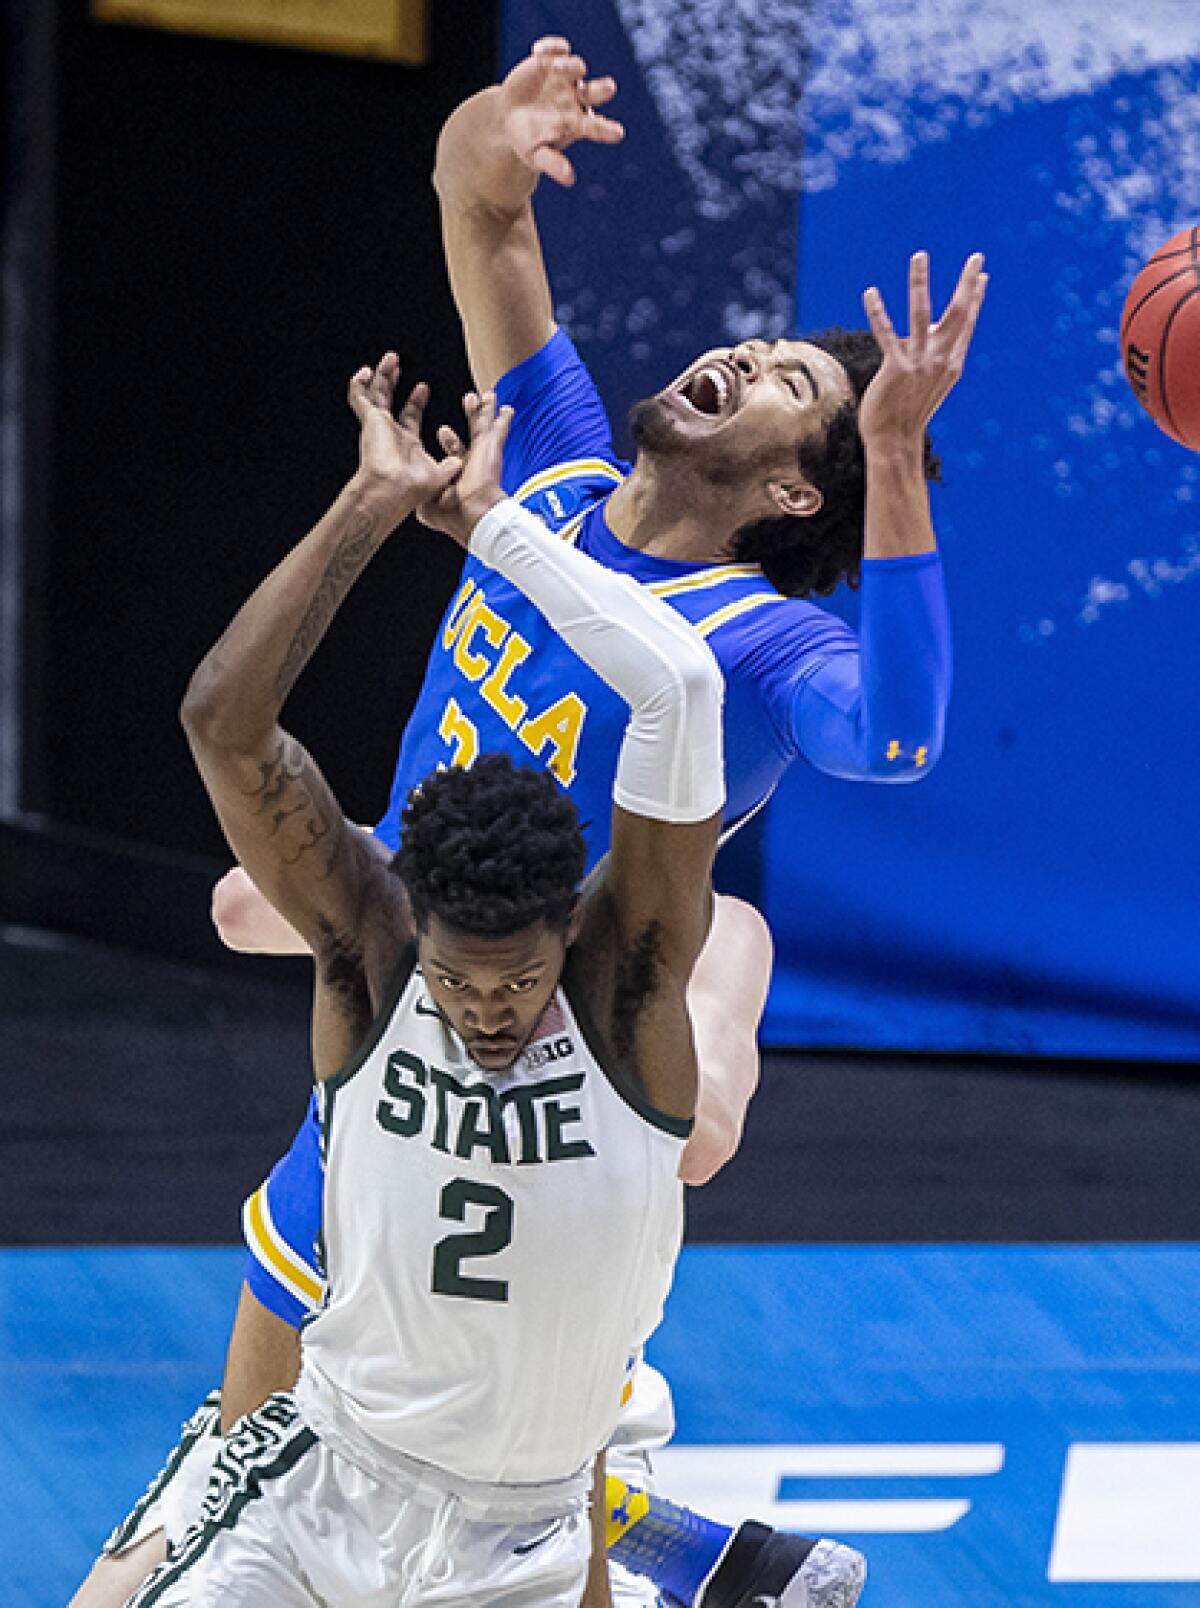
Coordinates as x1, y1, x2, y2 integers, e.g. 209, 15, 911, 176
16, 0, 499, 862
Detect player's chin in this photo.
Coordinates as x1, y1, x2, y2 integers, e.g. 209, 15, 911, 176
467, 1039, 522, 1070
629, 395, 711, 455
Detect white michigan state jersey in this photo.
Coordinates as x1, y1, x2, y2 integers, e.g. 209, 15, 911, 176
296, 944, 688, 1488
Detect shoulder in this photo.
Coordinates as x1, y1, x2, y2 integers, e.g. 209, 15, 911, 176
496, 327, 631, 497
511, 459, 626, 535
642, 567, 857, 674
495, 326, 590, 410
705, 589, 859, 683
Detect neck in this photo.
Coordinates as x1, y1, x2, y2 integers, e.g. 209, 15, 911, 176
606, 458, 744, 564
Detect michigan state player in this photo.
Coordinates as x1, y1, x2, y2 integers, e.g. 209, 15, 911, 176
99, 362, 863, 1607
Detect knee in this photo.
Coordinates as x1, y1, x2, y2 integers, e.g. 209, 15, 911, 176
210, 867, 272, 952
679, 1098, 746, 1187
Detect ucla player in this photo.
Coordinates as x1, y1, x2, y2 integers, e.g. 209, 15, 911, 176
213, 37, 984, 1193
105, 364, 863, 1606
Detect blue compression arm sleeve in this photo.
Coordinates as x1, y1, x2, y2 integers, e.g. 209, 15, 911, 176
792, 551, 951, 780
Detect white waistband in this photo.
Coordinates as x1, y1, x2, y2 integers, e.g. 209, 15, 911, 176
294, 1362, 591, 1523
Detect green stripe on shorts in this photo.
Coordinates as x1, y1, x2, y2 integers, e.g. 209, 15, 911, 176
126, 1394, 316, 1607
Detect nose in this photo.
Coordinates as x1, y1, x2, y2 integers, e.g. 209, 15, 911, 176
730, 343, 764, 380
468, 999, 516, 1036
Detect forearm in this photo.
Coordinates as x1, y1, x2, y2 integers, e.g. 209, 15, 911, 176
794, 553, 951, 778
182, 475, 406, 753
862, 438, 937, 558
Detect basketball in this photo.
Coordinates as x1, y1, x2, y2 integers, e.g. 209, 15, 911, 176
1121, 226, 1200, 448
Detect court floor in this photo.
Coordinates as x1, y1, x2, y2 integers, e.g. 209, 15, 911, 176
4, 1242, 1198, 1606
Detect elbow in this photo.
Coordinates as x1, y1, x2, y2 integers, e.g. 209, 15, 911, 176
179, 661, 220, 743
432, 100, 467, 194
675, 630, 725, 709
640, 636, 723, 726
679, 653, 724, 716
179, 657, 249, 752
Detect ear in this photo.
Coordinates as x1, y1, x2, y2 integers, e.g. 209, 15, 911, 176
767, 476, 823, 518
564, 897, 584, 948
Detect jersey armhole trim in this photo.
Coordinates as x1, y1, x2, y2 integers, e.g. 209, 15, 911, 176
560, 949, 694, 1140
321, 943, 418, 1098
511, 457, 627, 506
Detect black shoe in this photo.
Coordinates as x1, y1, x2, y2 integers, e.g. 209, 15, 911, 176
696, 1520, 866, 1608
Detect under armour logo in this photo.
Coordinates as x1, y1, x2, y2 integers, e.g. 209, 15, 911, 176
885, 740, 928, 767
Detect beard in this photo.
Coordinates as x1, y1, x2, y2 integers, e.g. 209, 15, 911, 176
628, 396, 685, 456
628, 395, 775, 488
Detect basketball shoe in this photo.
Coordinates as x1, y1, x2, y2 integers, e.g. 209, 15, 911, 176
694, 1520, 866, 1608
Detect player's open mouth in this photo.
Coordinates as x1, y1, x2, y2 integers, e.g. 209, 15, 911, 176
469, 1038, 519, 1065
676, 361, 738, 419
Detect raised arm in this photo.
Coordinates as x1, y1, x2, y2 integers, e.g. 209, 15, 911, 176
860, 250, 987, 560
423, 398, 725, 1121
434, 37, 624, 390
794, 252, 987, 779
180, 358, 460, 959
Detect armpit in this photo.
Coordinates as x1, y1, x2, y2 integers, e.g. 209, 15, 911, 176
611, 920, 665, 1063
314, 917, 373, 1038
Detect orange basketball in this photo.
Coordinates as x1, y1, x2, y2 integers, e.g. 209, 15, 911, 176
1121, 226, 1200, 449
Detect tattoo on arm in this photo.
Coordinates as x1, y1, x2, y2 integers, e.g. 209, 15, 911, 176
244, 737, 346, 879
275, 512, 382, 704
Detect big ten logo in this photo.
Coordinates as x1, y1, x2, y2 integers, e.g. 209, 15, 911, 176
438, 579, 587, 786
523, 1035, 574, 1071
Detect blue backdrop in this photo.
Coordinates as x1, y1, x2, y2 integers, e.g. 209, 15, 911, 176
503, 3, 1200, 1058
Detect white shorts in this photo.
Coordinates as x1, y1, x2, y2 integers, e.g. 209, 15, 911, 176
607, 1359, 674, 1608
126, 1394, 591, 1608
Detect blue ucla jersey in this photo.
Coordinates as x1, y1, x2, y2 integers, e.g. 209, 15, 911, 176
374, 329, 948, 862
246, 331, 953, 1326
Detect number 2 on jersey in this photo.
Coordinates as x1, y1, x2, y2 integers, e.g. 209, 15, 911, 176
431, 1178, 513, 1303
438, 698, 478, 769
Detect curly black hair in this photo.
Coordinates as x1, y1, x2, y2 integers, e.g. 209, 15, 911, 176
730, 327, 942, 597
394, 754, 586, 937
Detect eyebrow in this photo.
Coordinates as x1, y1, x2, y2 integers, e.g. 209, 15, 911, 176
428, 957, 547, 980
779, 356, 819, 402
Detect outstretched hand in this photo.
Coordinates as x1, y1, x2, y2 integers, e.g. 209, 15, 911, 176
348, 354, 463, 514
419, 391, 514, 548
501, 35, 625, 187
858, 252, 988, 448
